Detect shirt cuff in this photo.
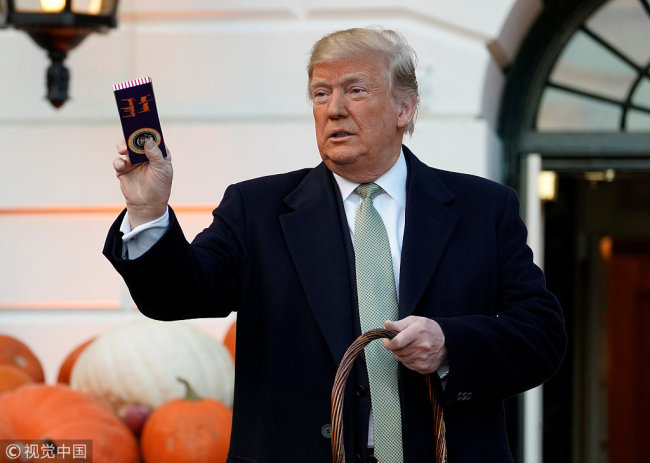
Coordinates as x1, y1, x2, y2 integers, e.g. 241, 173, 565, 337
119, 208, 170, 259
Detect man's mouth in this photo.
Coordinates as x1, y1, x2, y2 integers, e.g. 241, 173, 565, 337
330, 132, 352, 138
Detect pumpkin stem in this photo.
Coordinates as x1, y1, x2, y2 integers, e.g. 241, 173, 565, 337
176, 377, 202, 401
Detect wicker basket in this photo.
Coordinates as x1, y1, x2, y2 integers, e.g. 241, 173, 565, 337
330, 328, 447, 463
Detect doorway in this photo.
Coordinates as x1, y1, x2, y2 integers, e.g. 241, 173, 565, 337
542, 170, 650, 463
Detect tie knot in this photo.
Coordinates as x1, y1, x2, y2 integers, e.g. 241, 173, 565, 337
355, 183, 383, 202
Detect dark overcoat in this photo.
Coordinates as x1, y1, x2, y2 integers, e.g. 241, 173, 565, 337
104, 146, 566, 463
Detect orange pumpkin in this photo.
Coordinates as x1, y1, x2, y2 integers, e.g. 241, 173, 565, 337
0, 383, 139, 463
223, 321, 236, 360
0, 334, 45, 382
57, 337, 95, 384
0, 421, 11, 439
0, 364, 33, 395
141, 378, 232, 463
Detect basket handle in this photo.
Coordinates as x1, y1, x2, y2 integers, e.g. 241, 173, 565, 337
330, 328, 447, 463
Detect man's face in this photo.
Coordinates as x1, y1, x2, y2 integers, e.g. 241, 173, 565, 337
309, 54, 414, 183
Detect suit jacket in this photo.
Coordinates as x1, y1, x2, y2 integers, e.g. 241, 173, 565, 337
104, 146, 566, 463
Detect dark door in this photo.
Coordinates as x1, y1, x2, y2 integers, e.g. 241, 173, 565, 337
607, 251, 650, 463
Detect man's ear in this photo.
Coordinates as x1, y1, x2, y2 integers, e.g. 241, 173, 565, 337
396, 97, 417, 129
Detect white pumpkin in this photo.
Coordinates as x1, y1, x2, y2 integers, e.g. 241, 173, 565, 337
70, 319, 234, 417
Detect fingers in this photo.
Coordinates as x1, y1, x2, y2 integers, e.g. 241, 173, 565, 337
382, 316, 447, 374
383, 317, 418, 350
115, 138, 171, 162
114, 138, 172, 177
114, 140, 131, 175
384, 318, 407, 335
113, 157, 141, 177
116, 140, 128, 156
113, 156, 128, 174
384, 316, 444, 352
113, 153, 133, 175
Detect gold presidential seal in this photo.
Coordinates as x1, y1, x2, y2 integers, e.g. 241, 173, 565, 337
128, 128, 162, 154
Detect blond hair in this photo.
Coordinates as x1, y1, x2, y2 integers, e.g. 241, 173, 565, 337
308, 27, 420, 135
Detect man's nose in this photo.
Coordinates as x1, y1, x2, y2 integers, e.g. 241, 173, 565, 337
327, 90, 348, 118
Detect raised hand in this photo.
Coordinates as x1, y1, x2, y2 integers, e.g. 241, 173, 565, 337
113, 138, 173, 228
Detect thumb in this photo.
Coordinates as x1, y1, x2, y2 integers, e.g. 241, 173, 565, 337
143, 137, 165, 163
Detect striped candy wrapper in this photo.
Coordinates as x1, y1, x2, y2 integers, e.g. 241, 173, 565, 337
113, 76, 166, 165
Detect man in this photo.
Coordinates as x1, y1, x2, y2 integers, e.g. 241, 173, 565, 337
104, 27, 566, 463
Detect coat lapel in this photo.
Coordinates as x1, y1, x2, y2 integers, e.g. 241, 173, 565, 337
279, 164, 356, 365
399, 147, 458, 318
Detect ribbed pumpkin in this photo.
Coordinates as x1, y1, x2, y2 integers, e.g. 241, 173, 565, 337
223, 320, 236, 360
0, 364, 33, 394
57, 337, 95, 384
141, 378, 232, 463
0, 383, 139, 463
0, 334, 45, 382
70, 319, 234, 418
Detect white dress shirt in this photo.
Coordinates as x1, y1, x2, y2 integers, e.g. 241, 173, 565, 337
120, 208, 169, 259
332, 151, 407, 297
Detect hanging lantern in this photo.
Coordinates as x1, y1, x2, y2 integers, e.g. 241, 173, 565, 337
0, 0, 120, 108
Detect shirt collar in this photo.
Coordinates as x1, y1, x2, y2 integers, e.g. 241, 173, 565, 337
332, 149, 407, 207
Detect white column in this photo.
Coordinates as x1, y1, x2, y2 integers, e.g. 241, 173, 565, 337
523, 153, 544, 463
